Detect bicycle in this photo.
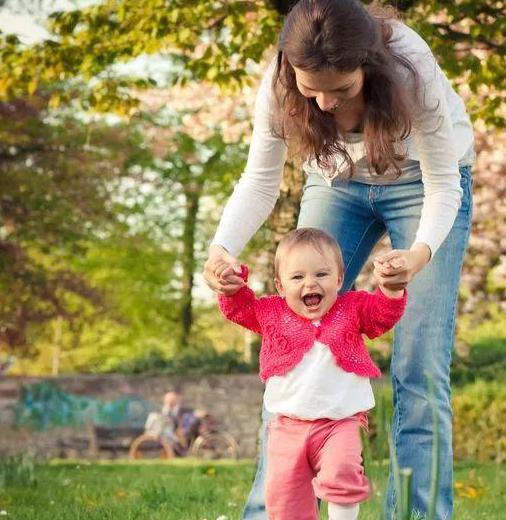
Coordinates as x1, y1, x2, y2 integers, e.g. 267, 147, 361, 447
128, 410, 238, 460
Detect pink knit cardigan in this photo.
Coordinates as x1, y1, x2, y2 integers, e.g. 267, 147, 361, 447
218, 266, 407, 382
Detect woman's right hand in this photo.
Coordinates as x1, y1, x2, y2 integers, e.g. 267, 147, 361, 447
203, 244, 245, 295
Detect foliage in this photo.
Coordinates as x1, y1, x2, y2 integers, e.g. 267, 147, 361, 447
133, 116, 248, 349
452, 307, 506, 385
1, 0, 504, 371
368, 379, 506, 465
0, 1, 503, 125
107, 346, 254, 376
0, 0, 281, 113
405, 0, 505, 127
0, 100, 134, 352
453, 380, 506, 463
0, 98, 193, 365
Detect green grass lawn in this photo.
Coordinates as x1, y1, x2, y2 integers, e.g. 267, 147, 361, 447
0, 459, 503, 519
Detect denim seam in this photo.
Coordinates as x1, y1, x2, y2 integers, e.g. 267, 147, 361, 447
344, 218, 384, 277
390, 362, 402, 512
445, 169, 473, 384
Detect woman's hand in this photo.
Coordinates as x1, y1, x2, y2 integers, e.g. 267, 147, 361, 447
373, 244, 431, 292
203, 244, 245, 295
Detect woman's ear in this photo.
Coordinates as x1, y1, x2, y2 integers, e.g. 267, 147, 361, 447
274, 277, 285, 296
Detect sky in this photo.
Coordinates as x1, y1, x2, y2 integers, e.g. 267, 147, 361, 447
0, 0, 98, 43
0, 10, 50, 43
0, 1, 179, 85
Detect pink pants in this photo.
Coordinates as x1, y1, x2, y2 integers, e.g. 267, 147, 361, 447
265, 413, 370, 520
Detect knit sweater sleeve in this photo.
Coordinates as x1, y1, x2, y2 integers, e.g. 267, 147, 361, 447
217, 266, 262, 334
355, 288, 407, 339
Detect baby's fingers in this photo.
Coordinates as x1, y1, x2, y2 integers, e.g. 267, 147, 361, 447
374, 257, 405, 275
221, 274, 245, 286
389, 257, 407, 270
215, 263, 232, 279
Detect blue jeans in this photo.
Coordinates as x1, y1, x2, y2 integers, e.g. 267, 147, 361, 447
242, 166, 473, 520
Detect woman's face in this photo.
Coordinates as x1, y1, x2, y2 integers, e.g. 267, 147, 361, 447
292, 66, 364, 113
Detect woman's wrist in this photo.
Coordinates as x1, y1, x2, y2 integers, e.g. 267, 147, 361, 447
209, 243, 229, 254
410, 243, 432, 270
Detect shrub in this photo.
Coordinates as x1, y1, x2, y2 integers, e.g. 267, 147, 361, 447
107, 347, 256, 375
453, 380, 506, 463
453, 306, 506, 385
367, 380, 506, 463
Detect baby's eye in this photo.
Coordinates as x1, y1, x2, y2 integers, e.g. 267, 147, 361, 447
316, 272, 328, 277
292, 275, 304, 280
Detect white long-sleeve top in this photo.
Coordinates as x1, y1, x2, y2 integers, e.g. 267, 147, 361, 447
213, 22, 474, 257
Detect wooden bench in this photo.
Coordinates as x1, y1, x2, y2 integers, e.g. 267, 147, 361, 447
56, 424, 145, 458
88, 425, 145, 458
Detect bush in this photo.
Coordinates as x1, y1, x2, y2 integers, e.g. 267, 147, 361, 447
366, 379, 506, 463
453, 307, 506, 385
453, 380, 506, 463
367, 336, 506, 388
107, 347, 256, 375
451, 346, 506, 386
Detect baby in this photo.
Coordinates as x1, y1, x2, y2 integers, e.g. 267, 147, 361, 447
218, 228, 406, 520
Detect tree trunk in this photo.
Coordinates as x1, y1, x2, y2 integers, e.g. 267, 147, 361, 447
179, 182, 201, 351
51, 315, 63, 376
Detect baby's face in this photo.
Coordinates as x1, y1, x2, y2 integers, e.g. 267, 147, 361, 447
275, 243, 343, 320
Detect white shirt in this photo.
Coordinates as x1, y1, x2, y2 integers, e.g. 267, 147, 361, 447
212, 22, 474, 258
264, 340, 375, 420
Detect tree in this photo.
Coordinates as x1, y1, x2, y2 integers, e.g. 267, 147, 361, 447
0, 98, 134, 352
0, 94, 188, 364
128, 104, 248, 349
0, 0, 281, 113
0, 1, 502, 125
1, 0, 504, 368
404, 0, 505, 127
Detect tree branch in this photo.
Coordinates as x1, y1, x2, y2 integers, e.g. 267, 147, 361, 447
432, 22, 504, 51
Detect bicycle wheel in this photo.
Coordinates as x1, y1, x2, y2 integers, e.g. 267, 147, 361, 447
128, 433, 175, 460
191, 432, 238, 460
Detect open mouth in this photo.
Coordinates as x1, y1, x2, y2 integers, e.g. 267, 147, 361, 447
302, 293, 323, 308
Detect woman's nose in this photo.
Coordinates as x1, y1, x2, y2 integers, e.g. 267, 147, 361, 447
315, 93, 338, 112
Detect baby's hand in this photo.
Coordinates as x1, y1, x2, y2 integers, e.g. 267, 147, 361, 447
203, 245, 245, 296
214, 261, 244, 296
217, 263, 239, 282
374, 255, 406, 299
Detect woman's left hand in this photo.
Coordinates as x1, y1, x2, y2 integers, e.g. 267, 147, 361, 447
373, 244, 431, 291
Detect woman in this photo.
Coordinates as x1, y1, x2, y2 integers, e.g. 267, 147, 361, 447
203, 1, 474, 519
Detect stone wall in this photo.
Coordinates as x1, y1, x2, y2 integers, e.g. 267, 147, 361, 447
0, 374, 264, 459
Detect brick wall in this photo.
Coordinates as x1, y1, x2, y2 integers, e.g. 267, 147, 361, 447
0, 374, 264, 458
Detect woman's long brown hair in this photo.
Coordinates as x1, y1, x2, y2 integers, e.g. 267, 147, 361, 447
272, 0, 419, 177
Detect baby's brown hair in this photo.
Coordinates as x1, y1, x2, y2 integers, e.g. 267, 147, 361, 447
274, 228, 345, 278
